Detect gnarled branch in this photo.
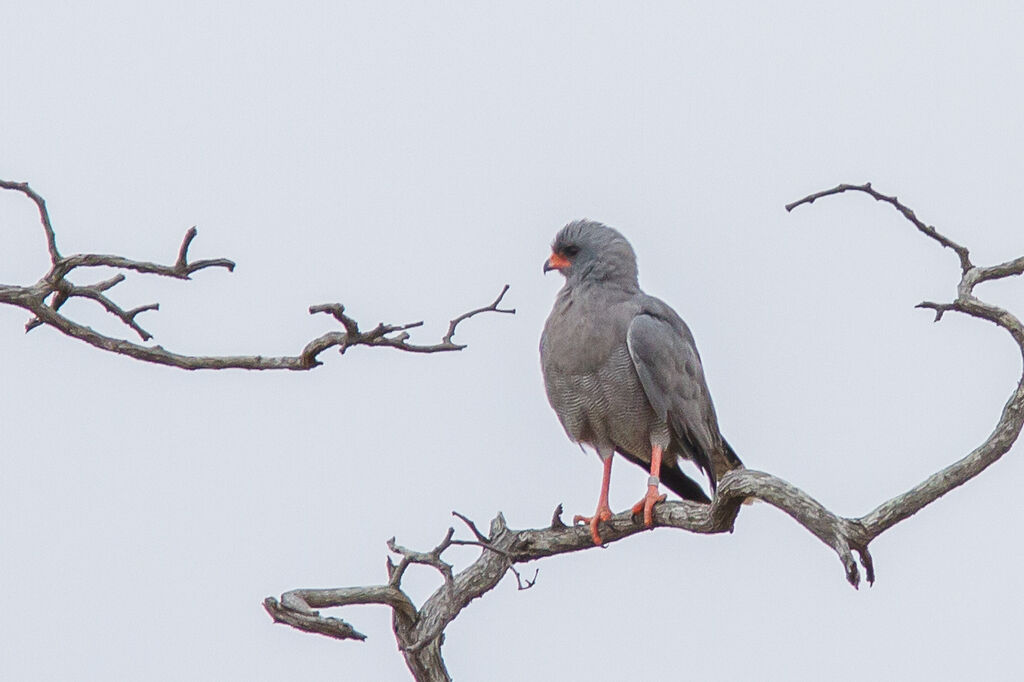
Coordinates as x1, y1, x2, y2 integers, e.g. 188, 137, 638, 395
266, 183, 1024, 681
0, 180, 514, 369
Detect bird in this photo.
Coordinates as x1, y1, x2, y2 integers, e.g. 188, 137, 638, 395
540, 219, 741, 545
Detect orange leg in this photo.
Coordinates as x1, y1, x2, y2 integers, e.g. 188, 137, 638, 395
574, 455, 614, 545
630, 444, 667, 526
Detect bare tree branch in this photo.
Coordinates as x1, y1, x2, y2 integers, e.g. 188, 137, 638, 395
0, 180, 514, 369
784, 181, 974, 272
0, 179, 61, 263
266, 184, 1024, 681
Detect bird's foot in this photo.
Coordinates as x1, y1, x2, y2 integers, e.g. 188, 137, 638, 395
630, 485, 667, 527
573, 504, 613, 545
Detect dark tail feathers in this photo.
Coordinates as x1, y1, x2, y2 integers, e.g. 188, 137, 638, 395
723, 438, 743, 469
619, 437, 742, 504
660, 463, 712, 503
617, 449, 711, 504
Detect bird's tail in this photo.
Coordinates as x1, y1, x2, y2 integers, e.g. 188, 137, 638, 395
662, 463, 712, 504
723, 438, 743, 468
617, 448, 711, 503
708, 437, 743, 491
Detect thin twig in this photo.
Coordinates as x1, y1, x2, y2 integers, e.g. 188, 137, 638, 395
452, 510, 490, 543
510, 565, 539, 590
441, 284, 516, 348
0, 179, 60, 263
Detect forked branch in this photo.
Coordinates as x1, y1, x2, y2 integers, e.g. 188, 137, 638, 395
0, 180, 514, 369
266, 183, 1024, 681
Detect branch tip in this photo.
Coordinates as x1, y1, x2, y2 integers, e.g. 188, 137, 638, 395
262, 597, 368, 641
786, 182, 973, 271
550, 504, 567, 529
175, 226, 199, 271
916, 301, 956, 322
452, 510, 489, 543
510, 565, 539, 590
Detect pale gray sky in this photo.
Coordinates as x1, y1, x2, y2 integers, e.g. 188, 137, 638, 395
2, 3, 1023, 680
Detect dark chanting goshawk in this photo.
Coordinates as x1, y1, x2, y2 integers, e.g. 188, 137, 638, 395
540, 220, 742, 545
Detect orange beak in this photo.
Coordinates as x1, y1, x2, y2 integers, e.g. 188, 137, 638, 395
544, 252, 571, 273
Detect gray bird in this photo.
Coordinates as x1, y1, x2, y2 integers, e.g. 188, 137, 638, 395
540, 220, 741, 545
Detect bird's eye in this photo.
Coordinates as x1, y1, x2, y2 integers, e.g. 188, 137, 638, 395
563, 245, 580, 258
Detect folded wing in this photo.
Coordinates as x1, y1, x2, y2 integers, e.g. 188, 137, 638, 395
626, 304, 724, 488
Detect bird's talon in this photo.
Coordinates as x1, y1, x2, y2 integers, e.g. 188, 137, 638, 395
631, 487, 666, 527
574, 506, 613, 545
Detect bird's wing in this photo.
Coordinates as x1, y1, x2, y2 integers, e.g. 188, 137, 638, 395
626, 301, 721, 484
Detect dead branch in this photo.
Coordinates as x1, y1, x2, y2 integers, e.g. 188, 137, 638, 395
784, 181, 973, 272
0, 180, 514, 369
266, 183, 1024, 681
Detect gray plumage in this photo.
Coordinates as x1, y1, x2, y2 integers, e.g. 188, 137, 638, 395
540, 220, 739, 502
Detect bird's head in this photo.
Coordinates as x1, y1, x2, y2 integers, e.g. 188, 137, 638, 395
544, 219, 639, 288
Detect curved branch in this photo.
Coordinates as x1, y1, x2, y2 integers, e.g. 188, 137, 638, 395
0, 179, 60, 262
266, 183, 1024, 680
787, 183, 1024, 541
784, 182, 973, 272
0, 180, 514, 369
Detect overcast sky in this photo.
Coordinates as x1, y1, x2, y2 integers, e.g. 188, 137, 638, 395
3, 3, 1023, 681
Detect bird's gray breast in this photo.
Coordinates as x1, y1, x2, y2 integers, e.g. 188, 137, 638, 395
540, 291, 661, 457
